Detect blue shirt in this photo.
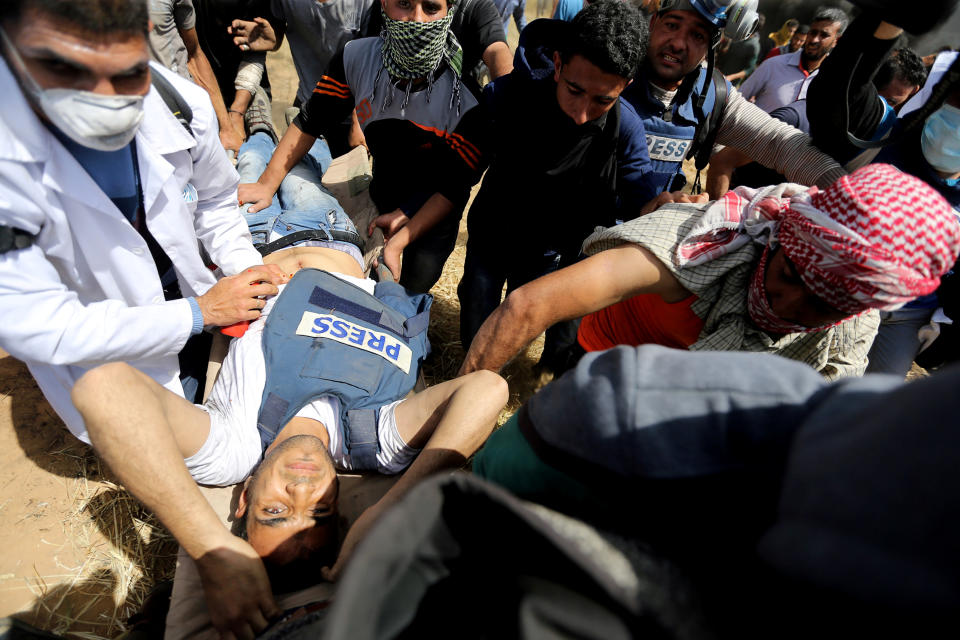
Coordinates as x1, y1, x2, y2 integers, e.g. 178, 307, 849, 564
551, 0, 582, 22
52, 130, 139, 221
492, 0, 527, 33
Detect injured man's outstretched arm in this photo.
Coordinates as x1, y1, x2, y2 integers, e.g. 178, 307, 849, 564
72, 244, 508, 637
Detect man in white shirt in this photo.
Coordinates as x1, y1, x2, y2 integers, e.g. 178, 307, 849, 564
739, 7, 848, 113
72, 237, 508, 639
0, 0, 283, 444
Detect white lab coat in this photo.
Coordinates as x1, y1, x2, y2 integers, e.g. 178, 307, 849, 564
0, 60, 263, 443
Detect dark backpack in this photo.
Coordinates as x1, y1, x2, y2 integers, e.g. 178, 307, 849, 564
150, 70, 194, 138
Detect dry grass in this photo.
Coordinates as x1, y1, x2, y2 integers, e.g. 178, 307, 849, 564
16, 450, 178, 640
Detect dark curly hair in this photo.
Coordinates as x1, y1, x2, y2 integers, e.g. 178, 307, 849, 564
0, 0, 148, 36
561, 0, 648, 79
875, 48, 928, 92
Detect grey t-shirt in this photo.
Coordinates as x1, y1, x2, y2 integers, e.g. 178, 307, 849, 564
272, 0, 375, 105
148, 0, 197, 79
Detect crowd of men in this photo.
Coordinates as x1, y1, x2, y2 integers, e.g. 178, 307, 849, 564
1, 0, 959, 636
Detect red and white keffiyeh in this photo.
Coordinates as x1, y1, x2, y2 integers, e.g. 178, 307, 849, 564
675, 164, 960, 334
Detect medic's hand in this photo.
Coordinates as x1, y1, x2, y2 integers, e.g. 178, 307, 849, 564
197, 265, 287, 327
228, 17, 278, 52
194, 533, 281, 640
368, 209, 410, 240
639, 190, 710, 216
238, 182, 277, 214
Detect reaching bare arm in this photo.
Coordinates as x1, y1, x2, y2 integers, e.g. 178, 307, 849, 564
180, 26, 243, 153
322, 370, 509, 581
706, 146, 753, 199
482, 41, 514, 80
368, 193, 455, 281
459, 243, 690, 374
238, 123, 318, 212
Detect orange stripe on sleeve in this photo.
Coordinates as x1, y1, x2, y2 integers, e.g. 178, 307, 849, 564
408, 121, 482, 170
313, 88, 351, 99
320, 75, 349, 91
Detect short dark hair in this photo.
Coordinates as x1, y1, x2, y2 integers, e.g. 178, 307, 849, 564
0, 0, 148, 36
796, 24, 810, 35
811, 6, 849, 35
886, 48, 928, 88
562, 0, 648, 79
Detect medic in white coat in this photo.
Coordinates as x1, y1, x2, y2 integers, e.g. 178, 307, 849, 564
0, 55, 266, 443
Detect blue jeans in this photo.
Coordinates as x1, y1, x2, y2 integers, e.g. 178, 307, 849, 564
236, 132, 360, 246
458, 240, 562, 348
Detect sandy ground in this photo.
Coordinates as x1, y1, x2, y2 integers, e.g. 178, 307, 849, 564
0, 9, 542, 639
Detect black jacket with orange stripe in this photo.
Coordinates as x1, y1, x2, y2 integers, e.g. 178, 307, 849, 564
294, 36, 487, 216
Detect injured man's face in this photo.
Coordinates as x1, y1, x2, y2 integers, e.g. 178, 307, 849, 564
236, 434, 340, 567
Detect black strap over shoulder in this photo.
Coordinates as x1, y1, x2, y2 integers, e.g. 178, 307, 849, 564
150, 71, 194, 138
687, 67, 728, 195
0, 225, 36, 254
691, 68, 727, 172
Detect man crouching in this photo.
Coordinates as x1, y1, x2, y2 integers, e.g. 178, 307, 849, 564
71, 239, 508, 639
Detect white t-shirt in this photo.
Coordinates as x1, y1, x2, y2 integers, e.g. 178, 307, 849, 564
185, 272, 414, 486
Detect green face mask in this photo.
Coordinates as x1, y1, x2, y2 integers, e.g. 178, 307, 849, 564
380, 7, 463, 80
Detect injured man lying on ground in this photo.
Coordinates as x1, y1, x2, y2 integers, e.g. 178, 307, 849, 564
69, 202, 509, 639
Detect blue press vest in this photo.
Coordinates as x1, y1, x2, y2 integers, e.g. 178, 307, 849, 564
623, 67, 723, 194
256, 269, 432, 470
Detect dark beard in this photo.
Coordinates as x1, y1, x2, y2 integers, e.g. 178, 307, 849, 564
801, 43, 833, 64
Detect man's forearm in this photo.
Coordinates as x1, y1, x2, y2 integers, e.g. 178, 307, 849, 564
183, 32, 234, 137
229, 89, 254, 139
460, 285, 547, 374
405, 193, 454, 243
706, 146, 753, 199
258, 123, 317, 191
483, 41, 514, 80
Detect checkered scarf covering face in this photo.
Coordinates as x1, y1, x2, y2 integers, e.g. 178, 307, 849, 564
675, 163, 960, 334
376, 6, 464, 111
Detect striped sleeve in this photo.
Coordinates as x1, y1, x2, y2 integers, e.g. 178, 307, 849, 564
716, 88, 847, 189
293, 48, 356, 140
434, 104, 487, 207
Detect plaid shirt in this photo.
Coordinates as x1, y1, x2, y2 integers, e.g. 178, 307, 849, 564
582, 204, 880, 380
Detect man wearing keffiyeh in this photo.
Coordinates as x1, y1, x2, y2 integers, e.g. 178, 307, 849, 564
460, 164, 960, 380
239, 0, 486, 293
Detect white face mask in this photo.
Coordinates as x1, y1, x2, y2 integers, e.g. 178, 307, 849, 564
921, 103, 960, 175
1, 26, 145, 152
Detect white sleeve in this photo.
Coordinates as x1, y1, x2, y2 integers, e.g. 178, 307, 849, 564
0, 161, 194, 367
184, 80, 263, 275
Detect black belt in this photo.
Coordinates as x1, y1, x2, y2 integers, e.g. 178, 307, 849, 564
255, 229, 365, 257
